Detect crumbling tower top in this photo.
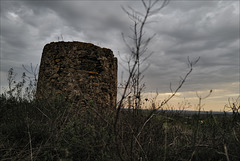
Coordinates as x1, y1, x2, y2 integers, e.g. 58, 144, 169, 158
36, 41, 117, 110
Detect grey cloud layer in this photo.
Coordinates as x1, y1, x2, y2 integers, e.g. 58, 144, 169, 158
0, 0, 239, 98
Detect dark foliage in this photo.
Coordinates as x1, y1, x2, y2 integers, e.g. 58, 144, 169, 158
1, 95, 239, 161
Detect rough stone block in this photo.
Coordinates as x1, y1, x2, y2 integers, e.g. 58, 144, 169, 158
36, 41, 117, 110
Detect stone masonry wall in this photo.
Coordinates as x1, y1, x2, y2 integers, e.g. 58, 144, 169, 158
36, 41, 117, 110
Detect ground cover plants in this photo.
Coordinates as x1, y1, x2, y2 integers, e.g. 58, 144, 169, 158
1, 82, 240, 160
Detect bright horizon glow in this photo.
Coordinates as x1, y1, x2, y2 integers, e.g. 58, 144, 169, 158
1, 81, 239, 112
119, 90, 239, 112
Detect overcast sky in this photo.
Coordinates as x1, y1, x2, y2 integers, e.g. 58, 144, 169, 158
1, 0, 239, 111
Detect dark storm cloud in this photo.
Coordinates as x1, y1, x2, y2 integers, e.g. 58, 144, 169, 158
23, 0, 130, 45
1, 0, 239, 107
140, 0, 239, 93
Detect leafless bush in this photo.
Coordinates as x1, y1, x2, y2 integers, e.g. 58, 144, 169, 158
112, 0, 203, 160
3, 64, 38, 101
224, 96, 240, 115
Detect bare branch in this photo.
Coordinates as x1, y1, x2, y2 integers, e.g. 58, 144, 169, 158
114, 0, 170, 133
137, 57, 199, 137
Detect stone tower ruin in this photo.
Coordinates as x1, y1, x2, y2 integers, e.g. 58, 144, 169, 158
36, 41, 117, 110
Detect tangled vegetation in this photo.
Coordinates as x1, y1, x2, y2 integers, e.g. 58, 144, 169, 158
0, 68, 239, 161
